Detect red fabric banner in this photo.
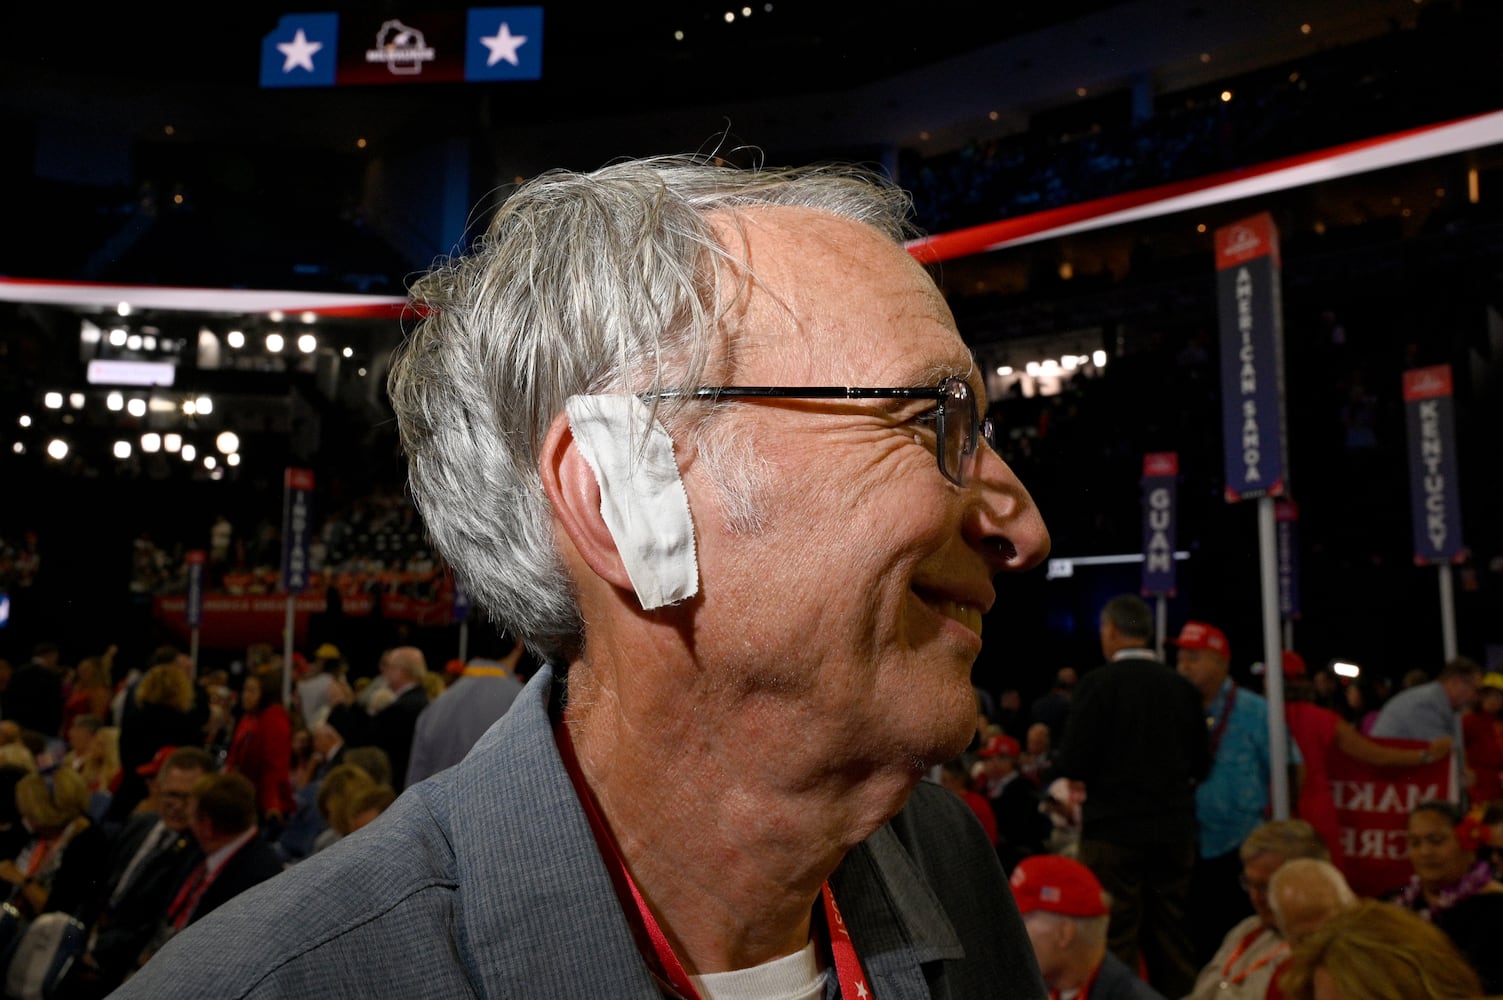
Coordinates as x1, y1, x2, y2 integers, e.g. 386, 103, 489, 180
1326, 738, 1456, 898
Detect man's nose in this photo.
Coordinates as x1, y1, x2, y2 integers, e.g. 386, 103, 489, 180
963, 442, 1050, 574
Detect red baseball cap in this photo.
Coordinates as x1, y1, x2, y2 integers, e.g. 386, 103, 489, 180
1168, 621, 1230, 658
1282, 650, 1307, 678
1009, 854, 1110, 918
136, 745, 178, 777
978, 734, 1020, 760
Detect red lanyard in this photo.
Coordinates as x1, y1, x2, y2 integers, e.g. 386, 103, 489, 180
1208, 683, 1238, 760
554, 717, 874, 999
1218, 926, 1288, 987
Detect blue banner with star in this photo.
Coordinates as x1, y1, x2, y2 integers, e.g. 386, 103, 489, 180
259, 8, 542, 88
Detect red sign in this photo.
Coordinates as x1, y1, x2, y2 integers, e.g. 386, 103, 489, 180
1142, 451, 1179, 476
1214, 212, 1280, 270
1402, 364, 1454, 402
1326, 739, 1455, 898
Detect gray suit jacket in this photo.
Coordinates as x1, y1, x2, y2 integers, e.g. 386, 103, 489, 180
117, 664, 1045, 999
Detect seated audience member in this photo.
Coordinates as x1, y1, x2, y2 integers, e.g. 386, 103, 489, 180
136, 772, 283, 968
1011, 853, 1166, 999
0, 764, 33, 860
1019, 722, 1056, 787
66, 747, 215, 998
1390, 799, 1503, 994
1263, 858, 1359, 1000
1186, 819, 1330, 1000
974, 733, 1052, 871
345, 783, 396, 835
1277, 900, 1482, 1000
0, 767, 110, 919
342, 745, 392, 789
273, 721, 346, 864
937, 757, 999, 847
311, 763, 383, 854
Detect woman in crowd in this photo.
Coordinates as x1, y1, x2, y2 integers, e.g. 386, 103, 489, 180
1278, 899, 1481, 1000
0, 767, 109, 921
1389, 799, 1503, 994
1462, 672, 1503, 808
61, 650, 115, 737
111, 662, 202, 821
224, 665, 295, 830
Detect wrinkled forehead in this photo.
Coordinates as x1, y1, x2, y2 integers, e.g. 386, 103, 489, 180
705, 206, 973, 389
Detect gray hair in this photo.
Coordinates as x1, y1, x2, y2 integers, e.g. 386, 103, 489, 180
1240, 818, 1330, 863
388, 156, 914, 661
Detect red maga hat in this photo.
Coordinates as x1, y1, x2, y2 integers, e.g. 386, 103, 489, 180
1009, 854, 1110, 918
1168, 621, 1230, 658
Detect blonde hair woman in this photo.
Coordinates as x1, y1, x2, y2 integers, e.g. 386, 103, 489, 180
0, 768, 110, 918
1279, 899, 1482, 1000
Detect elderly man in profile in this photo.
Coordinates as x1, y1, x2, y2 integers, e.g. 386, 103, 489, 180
1184, 819, 1331, 1000
117, 156, 1052, 998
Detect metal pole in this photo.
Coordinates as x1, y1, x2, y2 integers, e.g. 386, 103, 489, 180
283, 594, 295, 707
1282, 619, 1294, 655
458, 619, 470, 666
1259, 497, 1289, 819
1155, 595, 1167, 660
1438, 564, 1458, 662
189, 626, 200, 684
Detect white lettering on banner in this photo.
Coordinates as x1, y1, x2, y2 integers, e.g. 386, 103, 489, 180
288, 492, 309, 585
1418, 400, 1447, 550
1234, 268, 1262, 483
1236, 269, 1256, 393
1241, 400, 1261, 483
1339, 826, 1408, 861
1146, 488, 1173, 573
1331, 781, 1441, 813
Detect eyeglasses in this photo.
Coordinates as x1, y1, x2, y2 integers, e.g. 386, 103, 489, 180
650, 376, 992, 487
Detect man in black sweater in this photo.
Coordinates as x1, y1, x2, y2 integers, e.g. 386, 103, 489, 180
1054, 594, 1210, 1000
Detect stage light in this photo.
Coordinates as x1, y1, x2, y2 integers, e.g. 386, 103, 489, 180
107, 392, 124, 411
141, 433, 162, 453
181, 444, 197, 462
127, 335, 143, 351
300, 311, 317, 324
46, 439, 69, 461
204, 455, 217, 470
44, 392, 63, 409
116, 302, 131, 317
227, 452, 242, 467
216, 431, 240, 454
1093, 350, 1108, 367
227, 330, 245, 349
297, 334, 317, 354
342, 347, 353, 358
113, 441, 132, 459
266, 333, 285, 353
68, 393, 85, 409
17, 415, 31, 428
109, 329, 128, 347
196, 396, 213, 415
127, 398, 147, 418
1332, 660, 1361, 678
163, 433, 182, 453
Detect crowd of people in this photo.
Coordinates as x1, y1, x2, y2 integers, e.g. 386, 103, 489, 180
0, 626, 531, 996
943, 592, 1503, 998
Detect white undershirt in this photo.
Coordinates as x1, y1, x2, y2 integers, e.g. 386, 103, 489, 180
688, 940, 827, 1000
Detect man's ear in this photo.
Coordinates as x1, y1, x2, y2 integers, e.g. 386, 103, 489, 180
538, 411, 635, 592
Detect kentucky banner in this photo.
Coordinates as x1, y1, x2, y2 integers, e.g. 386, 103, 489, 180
260, 8, 542, 88
1403, 365, 1465, 564
1140, 452, 1179, 597
1326, 738, 1455, 898
1215, 213, 1288, 502
280, 468, 315, 594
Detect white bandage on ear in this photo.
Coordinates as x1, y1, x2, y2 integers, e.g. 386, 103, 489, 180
564, 394, 700, 610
